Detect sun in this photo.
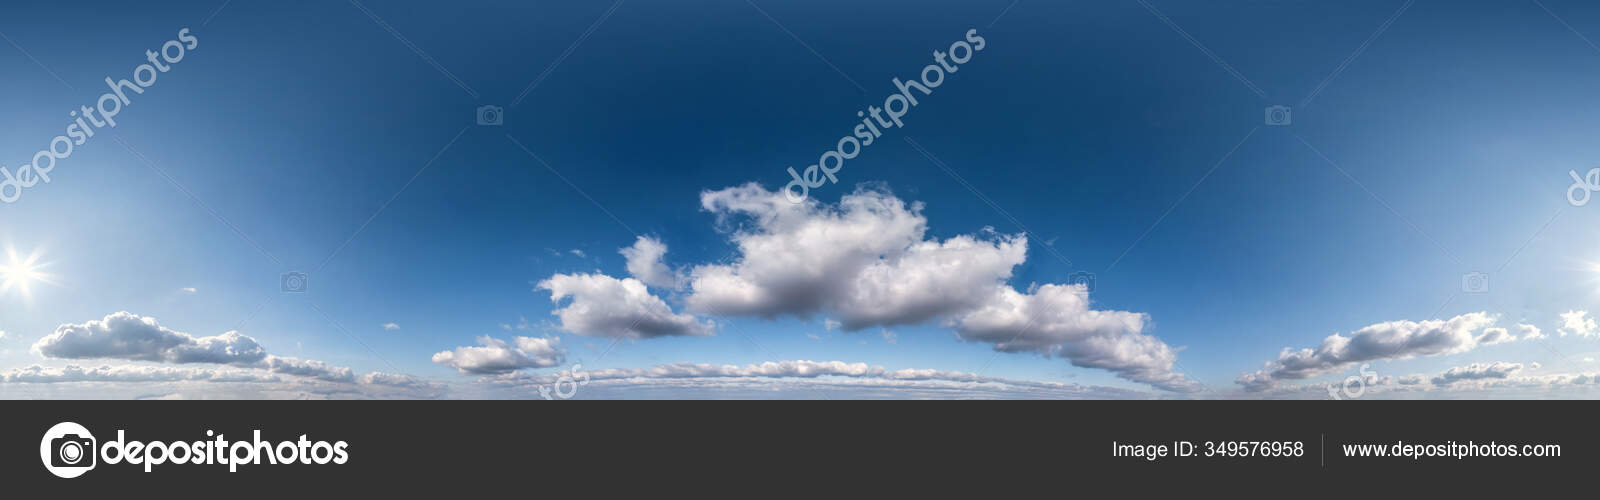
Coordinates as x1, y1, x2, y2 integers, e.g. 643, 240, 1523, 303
0, 247, 56, 299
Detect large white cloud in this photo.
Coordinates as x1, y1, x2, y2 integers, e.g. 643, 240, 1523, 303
837, 233, 1026, 329
1236, 312, 1498, 391
33, 311, 267, 365
431, 335, 566, 374
1518, 323, 1546, 340
619, 236, 679, 289
952, 284, 1199, 392
686, 183, 953, 325
1558, 310, 1596, 338
538, 273, 714, 338
528, 184, 1198, 391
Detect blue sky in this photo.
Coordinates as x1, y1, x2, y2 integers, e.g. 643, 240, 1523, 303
5, 0, 1600, 399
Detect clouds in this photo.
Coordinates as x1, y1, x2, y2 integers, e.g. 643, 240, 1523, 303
359, 371, 442, 389
1, 363, 446, 399
2, 364, 280, 384
521, 184, 1196, 391
1234, 308, 1600, 393
1245, 360, 1600, 398
489, 359, 1156, 399
538, 273, 714, 339
666, 184, 1194, 391
263, 356, 356, 383
1558, 310, 1596, 338
431, 335, 566, 374
1476, 327, 1514, 346
382, 323, 400, 331
620, 236, 678, 289
1237, 312, 1498, 391
1517, 323, 1545, 340
835, 233, 1027, 330
11, 312, 445, 399
952, 284, 1200, 392
33, 311, 268, 365
1432, 362, 1524, 385
685, 184, 938, 323
31, 312, 359, 383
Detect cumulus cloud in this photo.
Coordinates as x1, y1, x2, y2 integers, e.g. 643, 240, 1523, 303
686, 184, 1012, 329
263, 356, 355, 383
13, 312, 442, 398
383, 323, 400, 331
1476, 327, 1515, 345
954, 284, 1199, 392
1234, 371, 1277, 393
431, 335, 565, 375
33, 312, 267, 366
1236, 312, 1498, 391
1558, 310, 1596, 338
1432, 362, 1524, 385
661, 184, 1194, 391
538, 273, 714, 338
1518, 323, 1545, 340
516, 184, 1196, 391
619, 236, 679, 289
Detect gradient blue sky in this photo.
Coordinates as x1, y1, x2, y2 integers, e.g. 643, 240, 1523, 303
5, 0, 1600, 398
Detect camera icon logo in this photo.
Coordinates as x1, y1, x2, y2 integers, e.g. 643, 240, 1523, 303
1462, 272, 1489, 294
282, 271, 308, 293
1264, 105, 1292, 126
1067, 271, 1096, 292
40, 421, 96, 478
476, 105, 504, 126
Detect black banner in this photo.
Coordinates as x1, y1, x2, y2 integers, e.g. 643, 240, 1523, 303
4, 401, 1591, 493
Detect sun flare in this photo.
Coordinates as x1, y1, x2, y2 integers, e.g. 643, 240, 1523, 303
0, 247, 56, 299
